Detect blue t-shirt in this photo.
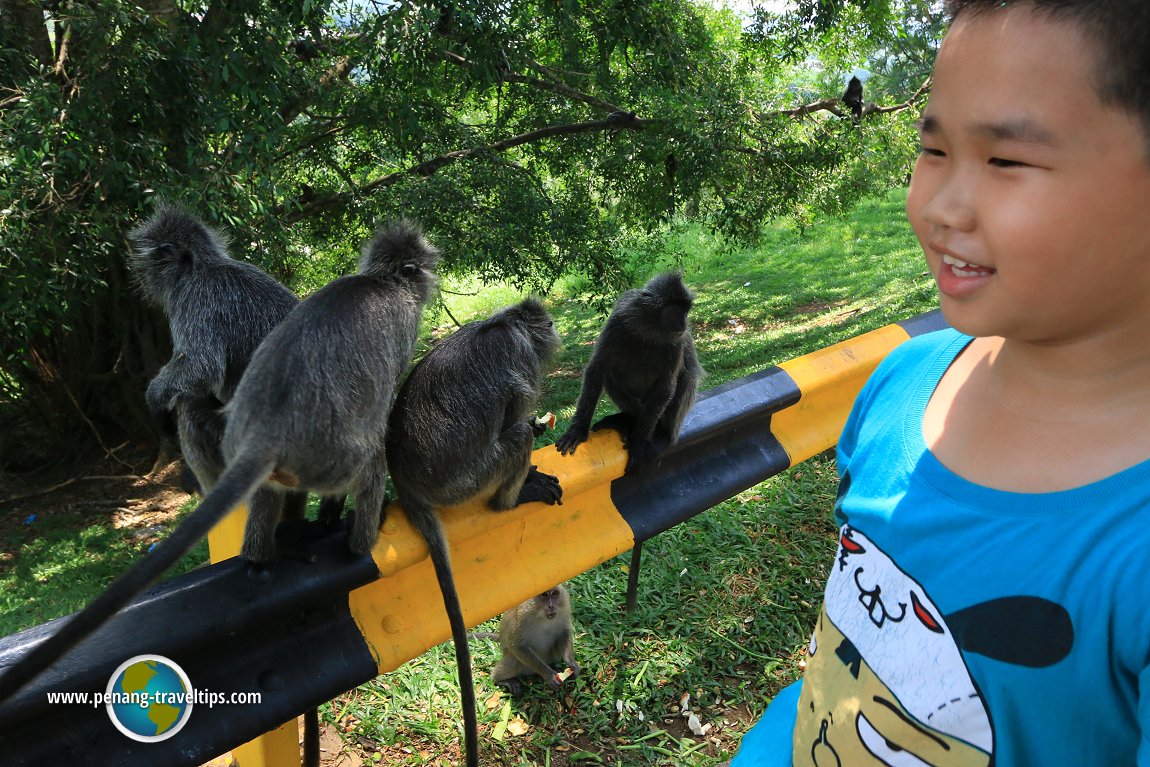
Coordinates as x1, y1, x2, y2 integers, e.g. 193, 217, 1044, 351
733, 328, 1150, 766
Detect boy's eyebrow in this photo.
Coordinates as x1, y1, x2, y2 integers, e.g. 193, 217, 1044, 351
916, 114, 939, 134
916, 114, 1059, 147
974, 118, 1059, 146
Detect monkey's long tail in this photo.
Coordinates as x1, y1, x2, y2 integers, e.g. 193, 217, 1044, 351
404, 498, 480, 767
0, 448, 274, 706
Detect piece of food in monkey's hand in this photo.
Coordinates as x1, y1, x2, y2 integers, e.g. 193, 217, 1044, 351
530, 412, 556, 438
556, 667, 574, 682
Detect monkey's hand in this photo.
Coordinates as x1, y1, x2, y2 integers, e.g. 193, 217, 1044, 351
547, 672, 563, 690
554, 425, 589, 455
530, 412, 556, 438
564, 661, 580, 682
515, 466, 563, 506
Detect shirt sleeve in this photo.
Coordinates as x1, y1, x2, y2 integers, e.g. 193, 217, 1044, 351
729, 681, 802, 767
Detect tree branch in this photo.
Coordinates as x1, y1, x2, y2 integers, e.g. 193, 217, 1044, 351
279, 116, 649, 223
280, 54, 355, 125
52, 18, 73, 80
278, 32, 369, 126
436, 50, 623, 114
134, 0, 182, 24
767, 76, 932, 121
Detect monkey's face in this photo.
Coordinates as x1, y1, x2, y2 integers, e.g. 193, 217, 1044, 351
635, 272, 694, 339
659, 303, 691, 334
536, 588, 566, 618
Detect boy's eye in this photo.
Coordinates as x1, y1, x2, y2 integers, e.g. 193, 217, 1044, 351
918, 146, 946, 158
988, 157, 1026, 168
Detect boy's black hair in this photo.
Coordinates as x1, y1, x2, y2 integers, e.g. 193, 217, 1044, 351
947, 1, 1150, 142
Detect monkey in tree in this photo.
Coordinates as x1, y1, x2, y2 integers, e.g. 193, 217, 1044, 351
491, 584, 580, 695
554, 272, 703, 473
842, 75, 864, 121
385, 297, 564, 767
0, 220, 440, 703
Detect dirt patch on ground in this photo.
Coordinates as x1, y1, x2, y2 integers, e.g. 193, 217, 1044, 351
0, 447, 190, 522
0, 446, 196, 567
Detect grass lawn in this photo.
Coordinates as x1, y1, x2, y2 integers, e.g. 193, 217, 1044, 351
0, 189, 939, 765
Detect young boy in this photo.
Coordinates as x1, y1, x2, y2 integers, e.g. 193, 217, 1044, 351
732, 1, 1150, 764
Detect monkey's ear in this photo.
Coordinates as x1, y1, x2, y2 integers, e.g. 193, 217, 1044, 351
154, 242, 191, 266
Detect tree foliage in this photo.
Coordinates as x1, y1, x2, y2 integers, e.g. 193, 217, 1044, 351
0, 0, 941, 468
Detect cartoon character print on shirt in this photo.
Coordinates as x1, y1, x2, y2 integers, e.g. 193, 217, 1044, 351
793, 525, 1073, 767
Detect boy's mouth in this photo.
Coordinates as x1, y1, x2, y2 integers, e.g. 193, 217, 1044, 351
941, 253, 994, 277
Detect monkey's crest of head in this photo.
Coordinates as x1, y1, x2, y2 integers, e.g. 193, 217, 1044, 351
624, 271, 695, 341
129, 202, 231, 307
502, 297, 561, 362
359, 219, 441, 301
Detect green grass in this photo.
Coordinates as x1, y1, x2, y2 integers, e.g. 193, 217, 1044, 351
0, 189, 938, 765
0, 495, 207, 631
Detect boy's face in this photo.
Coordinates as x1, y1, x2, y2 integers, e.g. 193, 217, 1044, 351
906, 6, 1150, 343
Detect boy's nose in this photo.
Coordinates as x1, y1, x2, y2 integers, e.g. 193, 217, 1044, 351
919, 173, 977, 233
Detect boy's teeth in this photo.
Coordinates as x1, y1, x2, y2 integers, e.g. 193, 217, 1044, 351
942, 253, 989, 275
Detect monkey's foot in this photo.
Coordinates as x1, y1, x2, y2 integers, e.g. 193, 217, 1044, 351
496, 678, 523, 696
516, 467, 563, 505
273, 519, 335, 563
316, 495, 347, 530
591, 412, 635, 443
624, 439, 664, 475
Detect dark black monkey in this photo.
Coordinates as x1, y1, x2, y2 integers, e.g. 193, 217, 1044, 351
132, 206, 308, 550
554, 272, 703, 473
385, 297, 564, 767
842, 75, 864, 121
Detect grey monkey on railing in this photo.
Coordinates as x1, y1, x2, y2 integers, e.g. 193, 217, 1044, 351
132, 205, 307, 560
555, 271, 703, 472
386, 297, 564, 767
0, 220, 440, 705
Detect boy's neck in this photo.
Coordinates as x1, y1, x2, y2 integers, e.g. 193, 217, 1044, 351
989, 325, 1150, 410
923, 328, 1150, 492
